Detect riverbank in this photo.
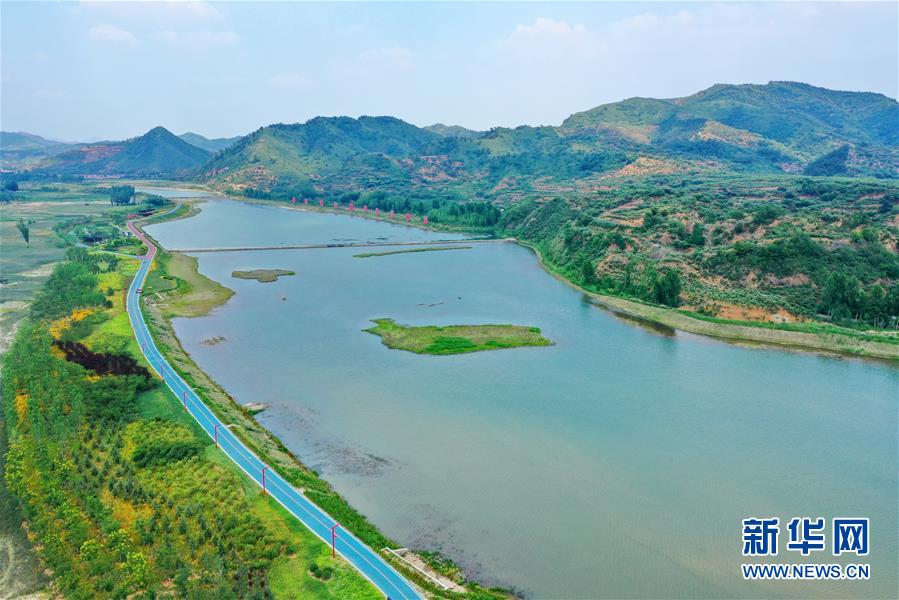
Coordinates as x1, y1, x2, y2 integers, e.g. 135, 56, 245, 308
519, 241, 898, 361
213, 193, 897, 361
135, 224, 510, 598
143, 250, 235, 317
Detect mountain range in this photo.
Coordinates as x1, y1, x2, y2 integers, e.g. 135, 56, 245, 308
177, 132, 243, 153
0, 130, 241, 174
3, 82, 896, 188
0, 131, 79, 169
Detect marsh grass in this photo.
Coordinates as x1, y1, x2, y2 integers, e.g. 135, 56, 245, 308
364, 318, 552, 355
144, 250, 234, 317
231, 269, 295, 283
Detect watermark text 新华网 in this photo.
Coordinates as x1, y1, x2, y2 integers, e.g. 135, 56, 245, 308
741, 517, 870, 580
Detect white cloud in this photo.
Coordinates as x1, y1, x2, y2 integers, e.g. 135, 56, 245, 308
88, 24, 138, 46
358, 46, 415, 71
153, 29, 239, 47
513, 17, 586, 38
79, 1, 223, 24
497, 17, 603, 59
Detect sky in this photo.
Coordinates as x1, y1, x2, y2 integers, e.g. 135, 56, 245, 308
1, 1, 896, 141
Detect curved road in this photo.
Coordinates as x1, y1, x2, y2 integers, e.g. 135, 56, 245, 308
125, 218, 422, 600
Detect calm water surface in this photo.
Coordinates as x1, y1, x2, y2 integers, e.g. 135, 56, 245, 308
145, 199, 898, 599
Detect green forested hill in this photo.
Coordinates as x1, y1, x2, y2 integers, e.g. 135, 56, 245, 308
34, 126, 211, 179
198, 81, 898, 199
0, 131, 72, 152
12, 82, 897, 188
565, 81, 898, 149
423, 123, 485, 139
563, 81, 899, 178
495, 175, 899, 331
0, 131, 79, 169
178, 132, 242, 153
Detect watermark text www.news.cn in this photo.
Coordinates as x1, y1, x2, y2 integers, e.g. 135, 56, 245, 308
741, 517, 870, 580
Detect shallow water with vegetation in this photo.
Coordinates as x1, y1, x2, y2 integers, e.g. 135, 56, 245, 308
146, 199, 898, 599
364, 318, 552, 355
231, 269, 295, 283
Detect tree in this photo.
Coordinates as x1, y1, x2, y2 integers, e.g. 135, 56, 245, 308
641, 208, 663, 230
752, 204, 782, 227
175, 564, 190, 595
653, 268, 682, 307
4, 180, 19, 191
580, 258, 596, 285
122, 551, 151, 589
16, 219, 29, 245
687, 223, 705, 247
820, 272, 861, 321
109, 185, 135, 206
863, 285, 887, 327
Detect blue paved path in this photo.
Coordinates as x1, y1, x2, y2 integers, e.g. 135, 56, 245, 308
125, 219, 422, 600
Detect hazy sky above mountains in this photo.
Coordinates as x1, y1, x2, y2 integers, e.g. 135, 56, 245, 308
1, 1, 896, 141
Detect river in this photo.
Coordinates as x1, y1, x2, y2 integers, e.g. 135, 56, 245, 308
144, 195, 897, 599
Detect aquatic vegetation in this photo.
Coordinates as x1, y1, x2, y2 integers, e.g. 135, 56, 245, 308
364, 318, 552, 355
231, 269, 295, 283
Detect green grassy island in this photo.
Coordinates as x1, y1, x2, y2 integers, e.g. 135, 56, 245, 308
364, 318, 552, 355
231, 269, 295, 283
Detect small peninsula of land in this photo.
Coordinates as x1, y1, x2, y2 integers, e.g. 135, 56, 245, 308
364, 318, 552, 355
232, 269, 295, 283
354, 246, 472, 258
